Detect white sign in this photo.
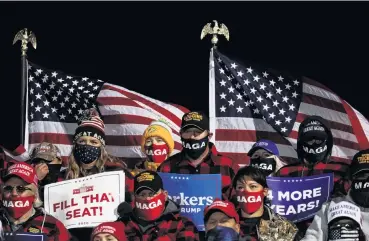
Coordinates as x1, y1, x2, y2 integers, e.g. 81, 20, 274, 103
327, 201, 362, 227
44, 171, 125, 229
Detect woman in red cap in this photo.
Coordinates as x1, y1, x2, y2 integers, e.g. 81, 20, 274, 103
0, 162, 72, 241
91, 222, 127, 241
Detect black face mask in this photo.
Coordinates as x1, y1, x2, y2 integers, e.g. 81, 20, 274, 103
328, 218, 364, 241
181, 136, 209, 160
73, 144, 101, 164
42, 164, 62, 185
250, 157, 276, 176
301, 139, 328, 163
350, 179, 369, 208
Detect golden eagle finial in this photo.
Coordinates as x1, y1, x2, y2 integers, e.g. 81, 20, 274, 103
200, 20, 229, 48
13, 28, 37, 56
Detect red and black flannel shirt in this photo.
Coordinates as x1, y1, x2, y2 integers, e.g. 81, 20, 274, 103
157, 143, 238, 200
275, 159, 351, 235
0, 209, 72, 241
238, 209, 268, 241
123, 208, 199, 240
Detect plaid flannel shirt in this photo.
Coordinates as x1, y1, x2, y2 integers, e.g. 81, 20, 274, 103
275, 159, 351, 235
157, 143, 238, 200
123, 209, 199, 241
0, 209, 72, 241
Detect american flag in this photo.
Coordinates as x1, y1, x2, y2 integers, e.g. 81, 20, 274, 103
26, 62, 189, 165
209, 49, 369, 167
329, 226, 360, 240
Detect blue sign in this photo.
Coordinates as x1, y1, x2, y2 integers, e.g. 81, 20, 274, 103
4, 232, 47, 241
158, 173, 222, 231
266, 173, 334, 222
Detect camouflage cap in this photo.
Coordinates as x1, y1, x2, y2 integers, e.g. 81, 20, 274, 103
31, 142, 61, 162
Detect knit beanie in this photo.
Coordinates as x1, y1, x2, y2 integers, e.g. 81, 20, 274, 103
74, 108, 106, 146
141, 119, 174, 155
91, 222, 127, 241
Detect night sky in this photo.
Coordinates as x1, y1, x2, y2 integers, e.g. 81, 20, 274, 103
1, 2, 369, 150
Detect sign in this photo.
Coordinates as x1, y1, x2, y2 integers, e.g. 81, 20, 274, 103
266, 173, 334, 222
4, 233, 47, 241
44, 171, 125, 229
158, 173, 222, 231
327, 201, 362, 226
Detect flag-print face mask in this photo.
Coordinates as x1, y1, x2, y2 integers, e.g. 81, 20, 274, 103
73, 144, 101, 164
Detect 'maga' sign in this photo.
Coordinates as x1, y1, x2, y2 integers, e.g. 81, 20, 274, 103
158, 173, 222, 231
266, 173, 333, 222
44, 171, 125, 229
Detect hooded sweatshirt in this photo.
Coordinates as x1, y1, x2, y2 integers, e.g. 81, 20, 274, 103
301, 194, 369, 241
275, 116, 351, 235
123, 199, 200, 241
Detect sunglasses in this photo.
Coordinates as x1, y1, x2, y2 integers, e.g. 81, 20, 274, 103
3, 186, 32, 194
305, 139, 325, 145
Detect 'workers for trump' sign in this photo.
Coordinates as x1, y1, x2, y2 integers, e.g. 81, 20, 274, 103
267, 173, 334, 222
44, 171, 125, 229
158, 173, 222, 231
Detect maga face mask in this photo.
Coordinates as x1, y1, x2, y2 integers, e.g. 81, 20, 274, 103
135, 192, 166, 221
73, 144, 101, 164
301, 139, 328, 163
181, 136, 209, 159
250, 156, 276, 176
3, 195, 35, 219
145, 144, 169, 164
350, 178, 369, 208
236, 190, 264, 214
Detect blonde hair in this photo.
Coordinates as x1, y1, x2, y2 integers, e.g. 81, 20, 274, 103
0, 183, 43, 208
65, 145, 123, 180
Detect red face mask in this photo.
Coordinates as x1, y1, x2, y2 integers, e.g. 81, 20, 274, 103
145, 144, 169, 164
236, 190, 264, 214
135, 192, 166, 221
2, 196, 35, 219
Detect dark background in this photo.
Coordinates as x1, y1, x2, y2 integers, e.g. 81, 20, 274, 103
1, 2, 368, 150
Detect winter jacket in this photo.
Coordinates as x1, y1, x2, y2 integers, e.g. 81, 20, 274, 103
123, 199, 200, 241
301, 194, 369, 241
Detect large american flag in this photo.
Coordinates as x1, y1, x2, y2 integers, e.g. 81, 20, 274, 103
209, 49, 369, 167
26, 62, 189, 165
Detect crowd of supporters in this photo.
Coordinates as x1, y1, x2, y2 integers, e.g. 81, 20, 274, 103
0, 108, 368, 241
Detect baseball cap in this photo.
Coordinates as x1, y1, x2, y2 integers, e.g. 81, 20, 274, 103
248, 139, 279, 157
300, 120, 328, 142
91, 222, 127, 241
204, 199, 239, 223
31, 142, 61, 162
134, 170, 163, 194
2, 162, 38, 186
351, 149, 369, 177
181, 111, 209, 131
327, 201, 362, 229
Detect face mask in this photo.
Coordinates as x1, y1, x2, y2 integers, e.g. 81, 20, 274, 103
250, 157, 276, 176
328, 218, 363, 241
206, 226, 239, 241
236, 190, 264, 214
42, 164, 62, 184
301, 139, 328, 163
2, 196, 35, 219
135, 192, 166, 221
181, 136, 209, 159
73, 144, 101, 164
145, 144, 169, 164
350, 179, 369, 208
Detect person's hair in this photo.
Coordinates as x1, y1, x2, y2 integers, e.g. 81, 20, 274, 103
65, 144, 124, 180
232, 165, 268, 188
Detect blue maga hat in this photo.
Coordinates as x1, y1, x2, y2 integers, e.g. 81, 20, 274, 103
248, 139, 279, 157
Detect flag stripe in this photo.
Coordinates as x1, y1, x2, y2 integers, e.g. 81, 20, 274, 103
303, 94, 346, 113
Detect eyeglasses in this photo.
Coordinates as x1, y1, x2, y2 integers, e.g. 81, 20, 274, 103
3, 186, 32, 194
305, 139, 325, 145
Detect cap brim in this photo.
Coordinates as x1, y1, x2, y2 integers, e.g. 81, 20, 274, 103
204, 206, 236, 222
301, 131, 328, 141
352, 168, 369, 177
135, 186, 156, 194
181, 124, 205, 131
2, 173, 32, 185
32, 154, 53, 162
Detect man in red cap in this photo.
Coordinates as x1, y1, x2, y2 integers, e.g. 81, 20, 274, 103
204, 199, 240, 241
91, 222, 127, 241
0, 162, 72, 241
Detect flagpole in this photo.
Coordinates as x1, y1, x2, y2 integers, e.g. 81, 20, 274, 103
13, 28, 37, 147
200, 20, 230, 142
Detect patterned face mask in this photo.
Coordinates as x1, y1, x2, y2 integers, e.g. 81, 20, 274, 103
73, 144, 101, 164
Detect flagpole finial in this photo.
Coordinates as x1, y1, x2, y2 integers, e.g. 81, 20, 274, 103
13, 28, 37, 56
200, 20, 229, 49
